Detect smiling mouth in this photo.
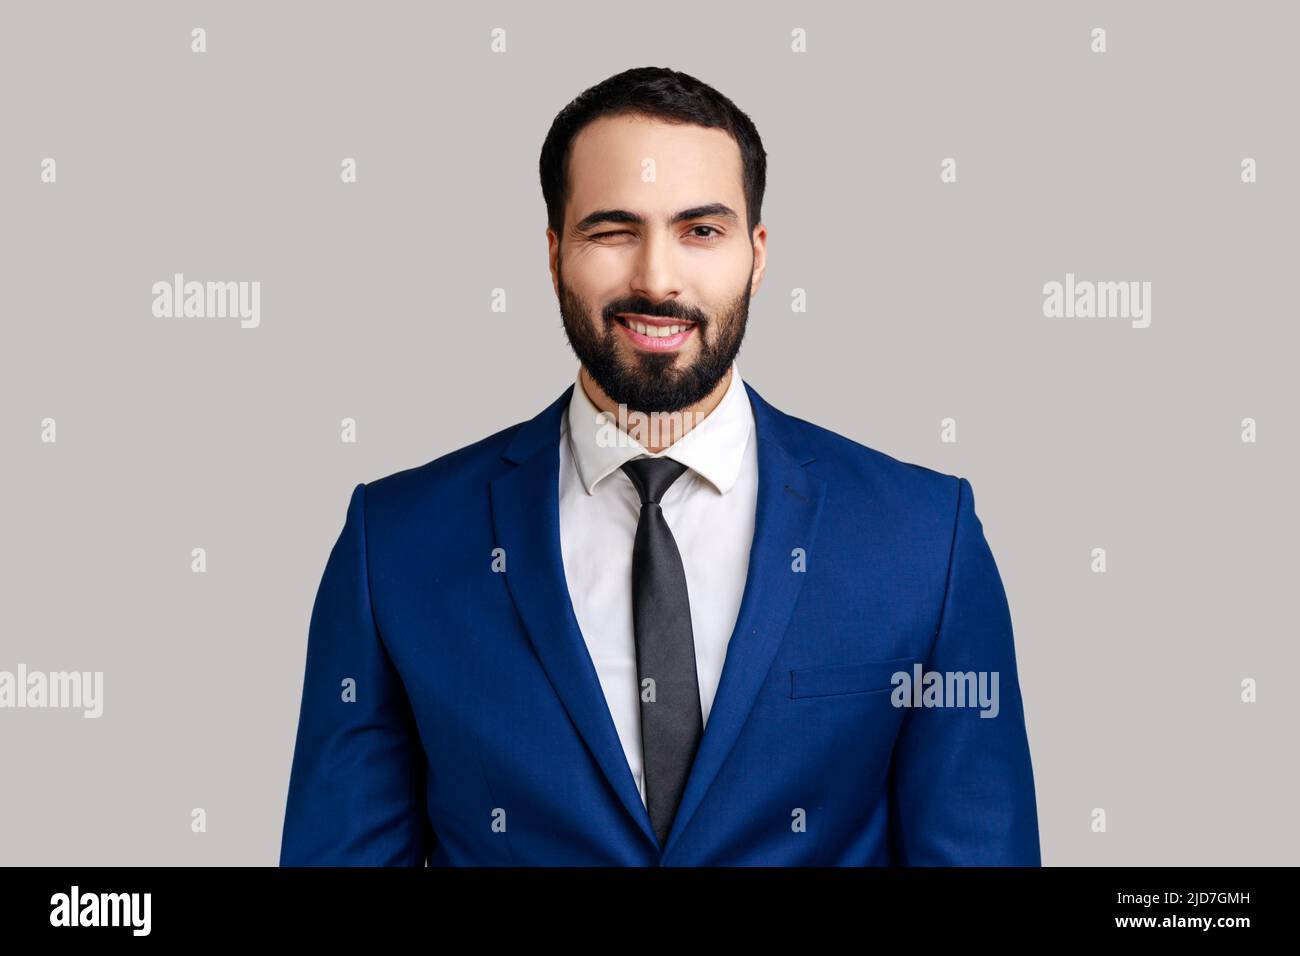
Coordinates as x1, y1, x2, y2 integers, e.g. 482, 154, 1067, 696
613, 313, 697, 337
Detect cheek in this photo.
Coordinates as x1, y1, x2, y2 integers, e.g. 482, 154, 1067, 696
693, 250, 751, 295
580, 260, 637, 303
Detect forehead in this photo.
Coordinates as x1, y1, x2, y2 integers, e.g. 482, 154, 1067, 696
566, 114, 744, 216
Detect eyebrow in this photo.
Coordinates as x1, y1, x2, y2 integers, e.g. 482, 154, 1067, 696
573, 202, 741, 232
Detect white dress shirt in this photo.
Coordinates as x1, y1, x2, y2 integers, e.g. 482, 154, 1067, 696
558, 361, 758, 807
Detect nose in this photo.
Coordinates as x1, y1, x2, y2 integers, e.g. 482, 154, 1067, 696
629, 229, 682, 306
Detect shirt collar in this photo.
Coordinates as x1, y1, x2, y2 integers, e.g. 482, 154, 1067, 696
564, 360, 753, 496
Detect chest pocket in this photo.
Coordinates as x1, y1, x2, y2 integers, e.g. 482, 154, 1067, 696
789, 656, 918, 699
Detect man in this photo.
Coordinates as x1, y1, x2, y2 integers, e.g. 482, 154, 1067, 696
279, 67, 1041, 866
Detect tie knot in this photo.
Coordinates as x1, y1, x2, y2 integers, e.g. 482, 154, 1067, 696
621, 456, 689, 506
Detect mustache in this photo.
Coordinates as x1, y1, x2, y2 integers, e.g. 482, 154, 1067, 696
604, 303, 707, 325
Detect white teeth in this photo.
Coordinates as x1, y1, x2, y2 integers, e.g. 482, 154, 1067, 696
629, 319, 689, 338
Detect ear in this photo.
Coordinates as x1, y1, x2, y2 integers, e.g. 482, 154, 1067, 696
546, 228, 561, 297
749, 223, 768, 296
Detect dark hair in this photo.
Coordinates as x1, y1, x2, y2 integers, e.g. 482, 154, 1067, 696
539, 66, 767, 239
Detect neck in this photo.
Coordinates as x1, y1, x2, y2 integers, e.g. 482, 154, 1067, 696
579, 365, 733, 454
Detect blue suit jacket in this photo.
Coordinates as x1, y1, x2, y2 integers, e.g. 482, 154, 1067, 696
279, 381, 1041, 866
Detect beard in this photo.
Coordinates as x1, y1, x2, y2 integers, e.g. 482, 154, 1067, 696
557, 261, 751, 415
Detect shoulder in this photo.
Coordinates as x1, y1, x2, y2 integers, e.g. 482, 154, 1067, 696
755, 389, 967, 523
354, 417, 528, 528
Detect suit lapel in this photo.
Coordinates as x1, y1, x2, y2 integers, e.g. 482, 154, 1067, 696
489, 386, 659, 848
489, 380, 826, 860
658, 382, 825, 861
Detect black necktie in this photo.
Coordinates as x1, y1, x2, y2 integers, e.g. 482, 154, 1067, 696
620, 456, 703, 848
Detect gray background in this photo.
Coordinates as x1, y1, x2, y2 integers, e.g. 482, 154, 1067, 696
1, 0, 1295, 865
